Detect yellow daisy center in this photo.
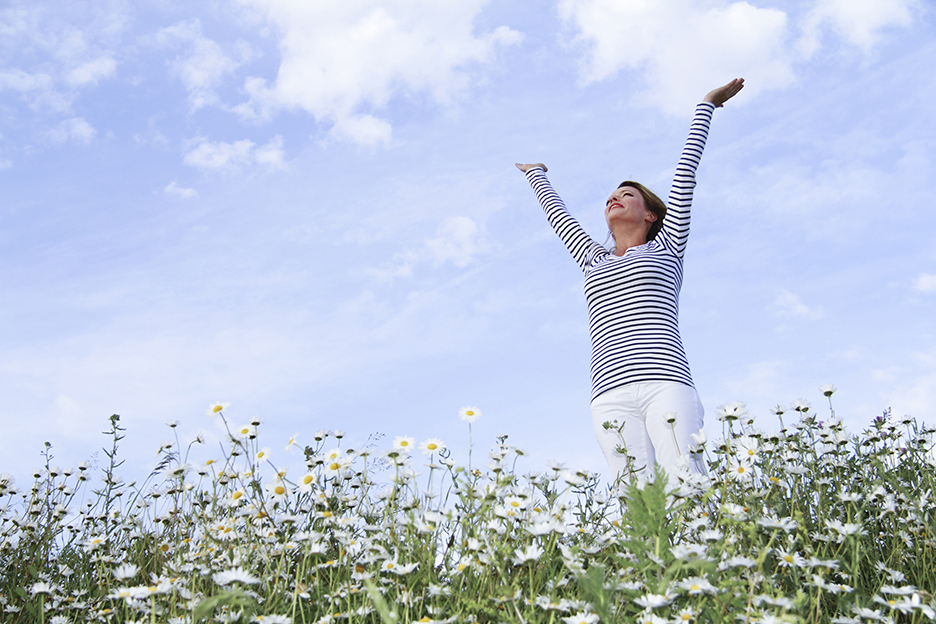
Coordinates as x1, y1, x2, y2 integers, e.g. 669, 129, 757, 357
213, 405, 223, 413
274, 486, 285, 495
330, 462, 340, 471
304, 475, 313, 485
427, 443, 438, 450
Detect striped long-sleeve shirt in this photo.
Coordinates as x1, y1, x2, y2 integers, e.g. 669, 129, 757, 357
525, 102, 715, 402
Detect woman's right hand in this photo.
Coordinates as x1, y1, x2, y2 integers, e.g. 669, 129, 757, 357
515, 163, 547, 173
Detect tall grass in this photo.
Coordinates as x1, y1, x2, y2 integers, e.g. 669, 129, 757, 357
2, 392, 935, 623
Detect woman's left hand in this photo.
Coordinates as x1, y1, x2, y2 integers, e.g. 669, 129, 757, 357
704, 78, 745, 107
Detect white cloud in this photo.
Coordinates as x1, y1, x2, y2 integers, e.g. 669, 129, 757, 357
48, 117, 96, 143
0, 68, 55, 92
558, 0, 793, 114
773, 289, 823, 321
0, 2, 129, 114
155, 20, 247, 111
0, 159, 12, 169
913, 273, 936, 293
881, 349, 936, 422
799, 0, 923, 56
65, 56, 117, 87
558, 0, 923, 115
164, 181, 199, 199
369, 215, 487, 281
183, 134, 286, 172
329, 114, 393, 148
234, 0, 522, 145
253, 134, 286, 168
425, 216, 484, 268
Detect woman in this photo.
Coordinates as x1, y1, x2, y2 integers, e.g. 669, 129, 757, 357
516, 78, 744, 479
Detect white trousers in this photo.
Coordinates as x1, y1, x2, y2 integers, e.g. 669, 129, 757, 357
590, 381, 705, 479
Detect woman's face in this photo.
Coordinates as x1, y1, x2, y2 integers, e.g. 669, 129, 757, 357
605, 185, 654, 230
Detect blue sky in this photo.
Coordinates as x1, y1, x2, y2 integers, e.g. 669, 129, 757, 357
2, 0, 934, 483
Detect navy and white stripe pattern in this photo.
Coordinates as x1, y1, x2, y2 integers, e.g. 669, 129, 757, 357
525, 102, 715, 402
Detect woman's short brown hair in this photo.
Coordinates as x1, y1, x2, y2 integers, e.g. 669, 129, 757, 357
618, 181, 667, 241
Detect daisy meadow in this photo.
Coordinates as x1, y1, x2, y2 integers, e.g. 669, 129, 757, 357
2, 394, 935, 623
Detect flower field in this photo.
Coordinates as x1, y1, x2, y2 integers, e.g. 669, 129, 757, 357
2, 391, 935, 624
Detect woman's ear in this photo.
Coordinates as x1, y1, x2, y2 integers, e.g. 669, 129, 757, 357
646, 212, 658, 223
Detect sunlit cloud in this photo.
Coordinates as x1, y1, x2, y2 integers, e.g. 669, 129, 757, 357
773, 290, 823, 321
65, 56, 117, 87
154, 19, 252, 111
232, 0, 522, 145
367, 215, 488, 282
558, 0, 923, 114
558, 0, 793, 113
47, 117, 96, 143
183, 134, 285, 172
799, 0, 923, 56
913, 273, 936, 293
164, 181, 199, 199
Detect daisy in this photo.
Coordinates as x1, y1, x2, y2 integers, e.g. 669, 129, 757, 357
756, 516, 798, 531
774, 549, 806, 568
266, 478, 290, 502
233, 423, 257, 440
726, 461, 753, 480
112, 564, 139, 581
715, 401, 747, 422
206, 402, 230, 416
561, 470, 587, 487
393, 436, 416, 452
561, 613, 599, 624
512, 544, 544, 565
733, 435, 759, 462
298, 472, 316, 493
30, 582, 54, 595
419, 438, 446, 455
790, 398, 811, 413
213, 567, 261, 585
677, 577, 716, 595
634, 593, 674, 609
503, 495, 528, 511
459, 406, 481, 423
